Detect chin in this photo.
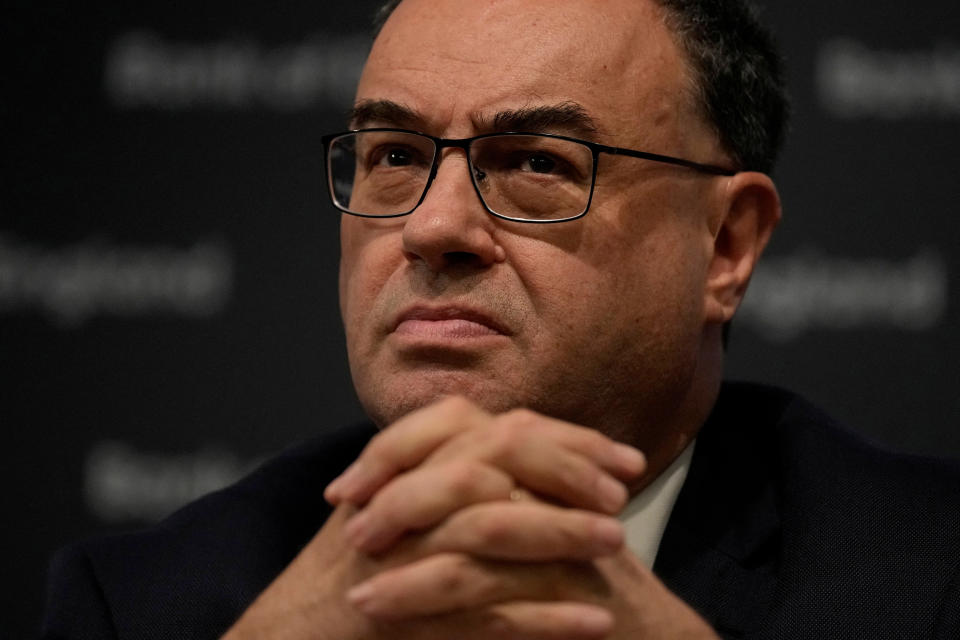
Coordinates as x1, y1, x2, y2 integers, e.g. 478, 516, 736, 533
356, 369, 525, 428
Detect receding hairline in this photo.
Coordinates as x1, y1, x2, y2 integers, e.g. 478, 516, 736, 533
369, 0, 720, 146
370, 0, 788, 173
364, 0, 706, 133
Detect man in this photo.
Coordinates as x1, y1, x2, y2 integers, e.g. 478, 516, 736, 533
44, 0, 960, 638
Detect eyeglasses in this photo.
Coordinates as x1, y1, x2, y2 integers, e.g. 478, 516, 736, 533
322, 128, 737, 223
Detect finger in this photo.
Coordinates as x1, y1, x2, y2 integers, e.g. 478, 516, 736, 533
328, 400, 646, 515
344, 461, 514, 553
422, 501, 625, 561
325, 396, 491, 505
347, 553, 608, 621
486, 601, 614, 640
480, 408, 647, 481
376, 602, 615, 640
427, 417, 639, 513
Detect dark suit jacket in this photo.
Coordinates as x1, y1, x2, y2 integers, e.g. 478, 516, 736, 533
42, 383, 960, 638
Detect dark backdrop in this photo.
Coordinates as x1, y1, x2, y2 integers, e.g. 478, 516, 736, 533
4, 1, 958, 636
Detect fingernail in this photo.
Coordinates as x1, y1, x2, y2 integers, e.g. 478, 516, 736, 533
347, 581, 376, 607
612, 443, 646, 474
596, 474, 627, 512
592, 518, 624, 551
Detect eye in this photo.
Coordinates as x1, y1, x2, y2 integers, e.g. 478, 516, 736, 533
379, 147, 414, 167
522, 153, 558, 173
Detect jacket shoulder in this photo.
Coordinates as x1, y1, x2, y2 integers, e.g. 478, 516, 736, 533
706, 382, 960, 638
43, 422, 376, 639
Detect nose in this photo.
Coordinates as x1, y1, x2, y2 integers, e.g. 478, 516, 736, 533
401, 151, 504, 272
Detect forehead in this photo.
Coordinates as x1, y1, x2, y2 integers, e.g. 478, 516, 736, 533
358, 0, 693, 142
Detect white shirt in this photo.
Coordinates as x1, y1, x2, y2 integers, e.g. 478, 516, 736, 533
619, 441, 695, 567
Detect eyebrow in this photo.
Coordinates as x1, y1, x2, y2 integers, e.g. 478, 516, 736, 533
479, 102, 600, 139
349, 99, 601, 140
349, 99, 426, 130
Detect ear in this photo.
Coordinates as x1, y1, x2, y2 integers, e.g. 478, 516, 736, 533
704, 171, 781, 323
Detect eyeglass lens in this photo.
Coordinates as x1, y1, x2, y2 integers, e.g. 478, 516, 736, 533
327, 131, 595, 220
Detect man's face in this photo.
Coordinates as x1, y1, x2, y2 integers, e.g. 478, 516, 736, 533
339, 0, 732, 443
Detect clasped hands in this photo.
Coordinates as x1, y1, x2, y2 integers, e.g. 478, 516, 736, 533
225, 397, 718, 639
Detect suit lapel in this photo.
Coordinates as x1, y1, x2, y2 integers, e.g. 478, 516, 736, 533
653, 383, 789, 638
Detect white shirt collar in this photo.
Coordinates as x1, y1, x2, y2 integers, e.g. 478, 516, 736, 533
619, 440, 695, 567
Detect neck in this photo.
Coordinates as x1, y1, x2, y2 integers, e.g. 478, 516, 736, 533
629, 324, 724, 495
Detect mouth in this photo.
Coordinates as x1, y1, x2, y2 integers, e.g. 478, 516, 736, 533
391, 306, 510, 340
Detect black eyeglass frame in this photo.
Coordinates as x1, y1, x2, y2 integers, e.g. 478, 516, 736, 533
322, 128, 738, 223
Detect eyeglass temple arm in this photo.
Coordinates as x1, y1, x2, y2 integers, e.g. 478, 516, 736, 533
599, 144, 737, 176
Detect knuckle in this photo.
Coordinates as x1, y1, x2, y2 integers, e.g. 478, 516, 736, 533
444, 461, 488, 496
436, 394, 478, 416
471, 510, 514, 548
501, 407, 540, 429
435, 553, 474, 594
556, 455, 593, 492
488, 417, 527, 452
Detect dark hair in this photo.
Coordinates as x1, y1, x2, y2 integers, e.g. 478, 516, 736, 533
371, 0, 788, 174
373, 0, 403, 35
657, 0, 787, 173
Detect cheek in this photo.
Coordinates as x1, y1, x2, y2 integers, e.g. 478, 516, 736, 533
608, 187, 713, 304
634, 231, 710, 338
338, 223, 401, 330
570, 216, 709, 342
